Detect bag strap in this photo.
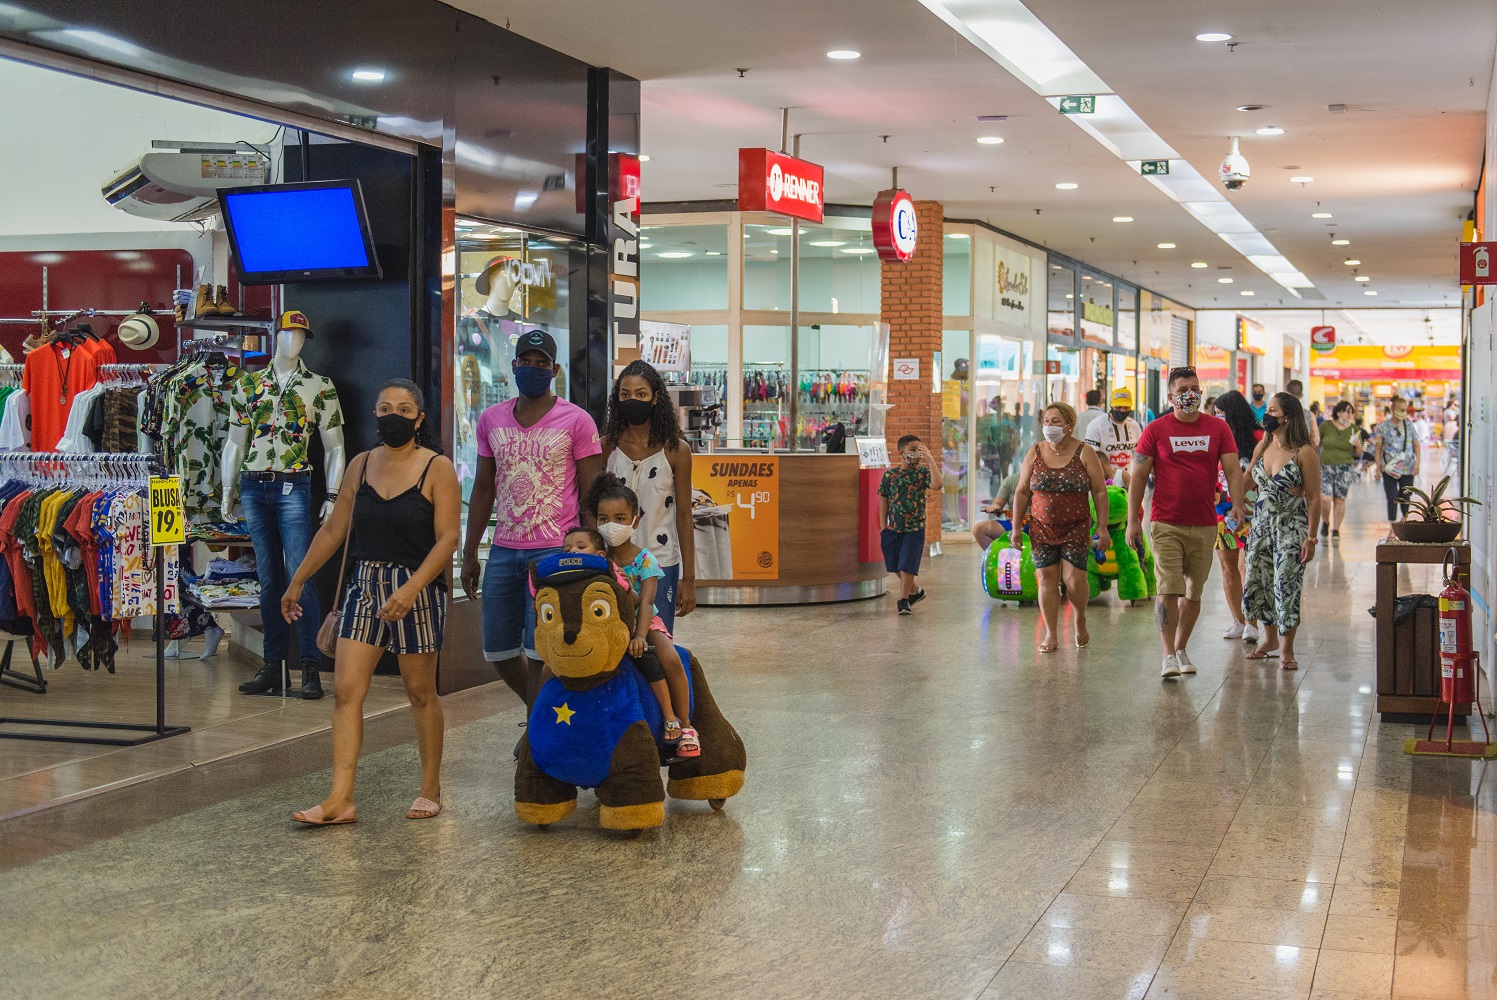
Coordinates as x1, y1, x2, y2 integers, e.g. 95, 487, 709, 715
330, 454, 364, 601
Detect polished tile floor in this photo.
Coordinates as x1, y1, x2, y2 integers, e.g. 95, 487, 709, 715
0, 481, 1492, 1000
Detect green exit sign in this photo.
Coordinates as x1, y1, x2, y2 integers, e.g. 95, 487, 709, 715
1140, 160, 1170, 176
1057, 95, 1097, 115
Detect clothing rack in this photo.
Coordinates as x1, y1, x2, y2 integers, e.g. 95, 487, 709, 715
0, 452, 191, 747
0, 363, 21, 387
98, 363, 163, 385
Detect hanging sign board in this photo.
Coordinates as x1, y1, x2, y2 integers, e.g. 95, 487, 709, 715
149, 476, 186, 546
1459, 242, 1496, 285
1140, 160, 1170, 175
872, 188, 918, 262
855, 437, 890, 468
638, 320, 691, 372
1057, 95, 1097, 114
1310, 325, 1336, 352
738, 148, 824, 223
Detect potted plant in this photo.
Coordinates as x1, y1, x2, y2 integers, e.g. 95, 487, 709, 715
1390, 475, 1480, 543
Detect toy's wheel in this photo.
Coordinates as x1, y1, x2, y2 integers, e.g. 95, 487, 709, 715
709, 798, 726, 811
537, 824, 550, 831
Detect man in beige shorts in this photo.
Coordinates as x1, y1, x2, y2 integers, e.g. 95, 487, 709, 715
1126, 367, 1246, 679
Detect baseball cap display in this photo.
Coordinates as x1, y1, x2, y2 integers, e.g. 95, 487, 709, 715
278, 309, 313, 338
1110, 386, 1134, 408
117, 312, 160, 350
515, 328, 557, 362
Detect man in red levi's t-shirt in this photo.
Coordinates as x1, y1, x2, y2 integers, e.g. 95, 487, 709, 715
1126, 367, 1246, 680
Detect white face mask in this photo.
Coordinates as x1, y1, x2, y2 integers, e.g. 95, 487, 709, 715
1042, 425, 1067, 444
597, 521, 634, 547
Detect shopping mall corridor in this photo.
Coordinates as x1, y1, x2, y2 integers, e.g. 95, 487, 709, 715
0, 483, 1491, 1000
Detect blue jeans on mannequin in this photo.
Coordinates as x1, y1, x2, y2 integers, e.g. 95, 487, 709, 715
241, 476, 322, 664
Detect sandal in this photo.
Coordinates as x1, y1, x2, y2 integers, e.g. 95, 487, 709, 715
406, 796, 442, 820
1281, 659, 1299, 671
291, 803, 357, 826
677, 727, 702, 758
1245, 646, 1280, 660
664, 719, 683, 743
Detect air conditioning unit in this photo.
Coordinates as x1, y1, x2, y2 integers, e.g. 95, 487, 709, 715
102, 146, 270, 223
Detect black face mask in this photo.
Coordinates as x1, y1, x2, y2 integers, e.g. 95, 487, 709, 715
377, 413, 419, 448
1261, 414, 1281, 435
1252, 392, 1264, 402
617, 397, 655, 427
1110, 408, 1132, 423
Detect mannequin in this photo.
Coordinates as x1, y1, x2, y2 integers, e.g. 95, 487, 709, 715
461, 259, 522, 398
222, 313, 346, 699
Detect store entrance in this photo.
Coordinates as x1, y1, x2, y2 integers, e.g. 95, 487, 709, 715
0, 54, 431, 813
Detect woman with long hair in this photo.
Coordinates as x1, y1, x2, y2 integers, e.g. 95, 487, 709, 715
281, 379, 461, 825
1211, 390, 1262, 642
1011, 402, 1111, 652
1318, 401, 1362, 542
601, 360, 696, 631
1242, 392, 1322, 670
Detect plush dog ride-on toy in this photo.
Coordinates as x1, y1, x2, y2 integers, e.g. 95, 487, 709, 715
516, 552, 746, 832
1087, 486, 1157, 602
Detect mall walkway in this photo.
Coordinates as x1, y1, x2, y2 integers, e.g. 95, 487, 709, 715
0, 483, 1491, 1000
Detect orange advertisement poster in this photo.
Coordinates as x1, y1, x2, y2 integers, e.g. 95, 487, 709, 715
691, 457, 780, 580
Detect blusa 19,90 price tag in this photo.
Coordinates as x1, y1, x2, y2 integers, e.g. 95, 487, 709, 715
149, 475, 186, 546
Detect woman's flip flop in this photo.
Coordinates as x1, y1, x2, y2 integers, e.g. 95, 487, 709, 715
1281, 660, 1299, 671
291, 804, 357, 826
406, 797, 442, 820
1245, 647, 1280, 660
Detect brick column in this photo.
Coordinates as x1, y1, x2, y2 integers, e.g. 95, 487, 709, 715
881, 199, 945, 542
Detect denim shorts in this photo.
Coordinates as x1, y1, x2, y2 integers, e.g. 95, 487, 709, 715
881, 528, 925, 576
482, 544, 561, 661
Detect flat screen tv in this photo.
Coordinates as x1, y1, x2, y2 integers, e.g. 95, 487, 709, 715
219, 179, 382, 284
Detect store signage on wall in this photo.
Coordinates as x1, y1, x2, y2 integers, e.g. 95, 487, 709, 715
609, 153, 642, 363
1082, 301, 1114, 327
1310, 344, 1461, 380
1140, 160, 1170, 176
1310, 325, 1336, 352
995, 245, 1032, 322
892, 357, 921, 380
1045, 359, 1062, 375
855, 436, 890, 468
1459, 242, 1495, 285
638, 320, 690, 372
692, 457, 780, 581
872, 188, 918, 262
1057, 95, 1097, 114
738, 148, 825, 223
1237, 317, 1268, 356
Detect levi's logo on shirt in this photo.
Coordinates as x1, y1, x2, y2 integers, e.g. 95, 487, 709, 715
1169, 435, 1211, 453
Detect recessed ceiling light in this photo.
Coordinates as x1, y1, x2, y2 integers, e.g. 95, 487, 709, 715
840, 248, 876, 255
1312, 212, 1332, 219
945, 233, 970, 239
1364, 289, 1377, 296
351, 68, 387, 82
1218, 277, 1234, 284
1240, 290, 1255, 296
766, 228, 794, 236
1343, 259, 1360, 265
1331, 239, 1351, 246
657, 251, 693, 259
809, 240, 847, 247
1157, 243, 1176, 249
827, 49, 861, 60
1065, 294, 1074, 299
769, 249, 779, 254
705, 251, 723, 256
1196, 32, 1233, 42
1113, 216, 1133, 223
1236, 104, 1266, 111
1289, 176, 1315, 184
1256, 126, 1285, 136
1190, 262, 1208, 268
638, 154, 651, 162
638, 243, 654, 249
976, 136, 1004, 145
1354, 275, 1371, 282
1055, 182, 1078, 190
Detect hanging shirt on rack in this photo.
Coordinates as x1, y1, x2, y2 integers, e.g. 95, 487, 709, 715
22, 340, 103, 453
0, 390, 32, 451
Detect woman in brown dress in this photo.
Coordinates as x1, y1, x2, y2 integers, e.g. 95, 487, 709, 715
1011, 402, 1112, 652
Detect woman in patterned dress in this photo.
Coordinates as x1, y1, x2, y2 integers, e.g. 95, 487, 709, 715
1011, 402, 1111, 653
1243, 393, 1322, 670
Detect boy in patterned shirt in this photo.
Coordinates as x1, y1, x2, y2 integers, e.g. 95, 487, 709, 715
879, 435, 944, 615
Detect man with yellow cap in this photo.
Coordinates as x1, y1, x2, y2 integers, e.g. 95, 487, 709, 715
1084, 386, 1144, 487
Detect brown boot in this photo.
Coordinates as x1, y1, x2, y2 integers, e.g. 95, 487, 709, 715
214, 285, 239, 316
192, 284, 216, 320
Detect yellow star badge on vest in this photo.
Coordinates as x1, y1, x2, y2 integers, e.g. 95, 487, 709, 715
553, 702, 576, 725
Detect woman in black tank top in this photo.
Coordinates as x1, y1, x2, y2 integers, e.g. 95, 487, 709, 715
281, 379, 461, 826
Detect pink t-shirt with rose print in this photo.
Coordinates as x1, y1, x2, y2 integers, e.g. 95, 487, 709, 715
476, 397, 601, 550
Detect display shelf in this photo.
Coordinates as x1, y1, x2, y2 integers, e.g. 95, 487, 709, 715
178, 316, 275, 331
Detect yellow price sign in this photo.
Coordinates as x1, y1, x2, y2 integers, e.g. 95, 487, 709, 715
149, 475, 186, 546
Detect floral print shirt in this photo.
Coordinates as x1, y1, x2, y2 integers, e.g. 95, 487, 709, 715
879, 463, 932, 533
229, 360, 343, 473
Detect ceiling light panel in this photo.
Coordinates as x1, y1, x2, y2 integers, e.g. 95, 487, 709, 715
918, 0, 1315, 298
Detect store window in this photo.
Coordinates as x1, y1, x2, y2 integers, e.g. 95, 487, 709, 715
944, 232, 972, 316
639, 224, 729, 310
1193, 344, 1233, 401
1078, 272, 1114, 348
1048, 262, 1076, 339
941, 332, 972, 531
453, 220, 581, 591
1116, 283, 1138, 354
974, 334, 1036, 510
744, 219, 880, 313
1047, 343, 1082, 411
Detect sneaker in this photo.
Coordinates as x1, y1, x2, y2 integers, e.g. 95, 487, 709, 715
1331, 530, 1340, 544
1223, 622, 1245, 640
1160, 654, 1181, 678
1320, 522, 1329, 537
909, 588, 928, 606
897, 598, 912, 615
1175, 649, 1197, 674
1242, 623, 1260, 643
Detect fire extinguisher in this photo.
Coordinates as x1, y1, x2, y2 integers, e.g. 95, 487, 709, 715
1438, 547, 1477, 706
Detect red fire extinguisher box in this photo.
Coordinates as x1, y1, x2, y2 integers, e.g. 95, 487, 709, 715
858, 468, 883, 563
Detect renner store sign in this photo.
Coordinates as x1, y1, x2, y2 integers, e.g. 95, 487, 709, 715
738, 148, 825, 224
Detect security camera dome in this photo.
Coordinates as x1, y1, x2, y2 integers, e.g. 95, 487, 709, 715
1218, 137, 1250, 192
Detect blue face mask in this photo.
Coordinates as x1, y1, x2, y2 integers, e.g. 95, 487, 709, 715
513, 363, 554, 399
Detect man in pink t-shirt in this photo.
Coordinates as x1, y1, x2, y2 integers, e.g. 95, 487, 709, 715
1127, 366, 1246, 680
461, 330, 602, 704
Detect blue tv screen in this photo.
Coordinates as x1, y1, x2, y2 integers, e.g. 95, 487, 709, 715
220, 180, 382, 284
